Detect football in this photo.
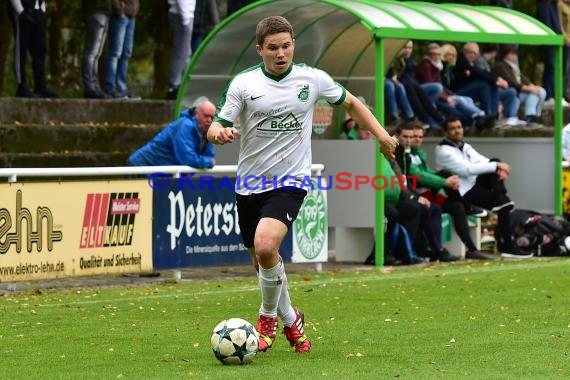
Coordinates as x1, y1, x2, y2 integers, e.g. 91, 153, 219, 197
210, 318, 259, 365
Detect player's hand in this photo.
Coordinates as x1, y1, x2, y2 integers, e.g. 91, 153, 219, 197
212, 127, 239, 145
418, 196, 431, 207
445, 175, 460, 190
379, 135, 398, 159
496, 162, 511, 174
496, 168, 509, 181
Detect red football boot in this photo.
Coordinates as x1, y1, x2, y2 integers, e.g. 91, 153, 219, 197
282, 308, 311, 353
256, 314, 278, 352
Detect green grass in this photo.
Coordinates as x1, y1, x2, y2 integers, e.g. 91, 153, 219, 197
1, 259, 569, 379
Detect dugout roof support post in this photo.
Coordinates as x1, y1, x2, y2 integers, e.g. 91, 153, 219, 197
176, 0, 565, 267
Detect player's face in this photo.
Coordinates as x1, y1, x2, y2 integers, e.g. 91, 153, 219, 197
256, 32, 295, 76
397, 130, 415, 149
412, 131, 424, 148
444, 121, 464, 144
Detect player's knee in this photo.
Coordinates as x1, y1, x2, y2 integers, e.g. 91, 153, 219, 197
254, 236, 279, 261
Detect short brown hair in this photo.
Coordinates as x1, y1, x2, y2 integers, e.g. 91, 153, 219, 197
396, 119, 424, 135
256, 16, 294, 46
443, 117, 461, 131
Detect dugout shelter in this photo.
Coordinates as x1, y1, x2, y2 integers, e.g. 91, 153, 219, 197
176, 0, 565, 265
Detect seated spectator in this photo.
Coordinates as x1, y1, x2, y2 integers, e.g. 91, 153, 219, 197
364, 203, 411, 266
453, 42, 524, 127
416, 43, 495, 131
493, 45, 547, 127
434, 117, 533, 259
384, 78, 416, 128
392, 132, 460, 262
475, 44, 498, 71
127, 97, 216, 168
342, 118, 374, 140
342, 100, 376, 140
441, 43, 458, 90
383, 203, 402, 266
381, 154, 432, 265
474, 43, 519, 112
388, 40, 446, 130
406, 123, 494, 260
341, 118, 359, 140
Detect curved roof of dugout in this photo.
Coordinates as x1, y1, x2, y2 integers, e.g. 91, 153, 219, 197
177, 0, 563, 115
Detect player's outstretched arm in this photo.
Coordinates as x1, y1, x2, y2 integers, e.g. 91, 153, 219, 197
341, 92, 398, 158
207, 121, 239, 145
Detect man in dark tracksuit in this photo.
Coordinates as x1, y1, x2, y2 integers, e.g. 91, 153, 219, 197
9, 0, 57, 98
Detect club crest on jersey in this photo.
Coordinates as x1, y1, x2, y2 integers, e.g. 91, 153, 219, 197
296, 84, 310, 102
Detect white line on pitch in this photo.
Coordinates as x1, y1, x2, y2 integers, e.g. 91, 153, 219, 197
34, 259, 570, 308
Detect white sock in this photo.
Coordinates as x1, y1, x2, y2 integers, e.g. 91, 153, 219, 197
258, 261, 284, 317
277, 272, 296, 327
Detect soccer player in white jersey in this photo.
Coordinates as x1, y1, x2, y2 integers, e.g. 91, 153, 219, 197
207, 15, 397, 353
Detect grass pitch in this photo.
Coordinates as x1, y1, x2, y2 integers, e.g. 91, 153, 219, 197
1, 259, 569, 379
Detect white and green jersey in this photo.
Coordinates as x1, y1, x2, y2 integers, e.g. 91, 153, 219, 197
215, 63, 346, 195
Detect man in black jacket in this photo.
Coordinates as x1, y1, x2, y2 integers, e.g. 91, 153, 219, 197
9, 0, 58, 98
394, 124, 460, 263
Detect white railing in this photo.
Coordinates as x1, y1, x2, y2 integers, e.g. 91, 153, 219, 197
0, 164, 326, 182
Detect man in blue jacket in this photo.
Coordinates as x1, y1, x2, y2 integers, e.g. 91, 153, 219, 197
127, 98, 216, 168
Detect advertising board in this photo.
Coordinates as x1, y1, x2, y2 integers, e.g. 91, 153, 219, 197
0, 181, 152, 281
